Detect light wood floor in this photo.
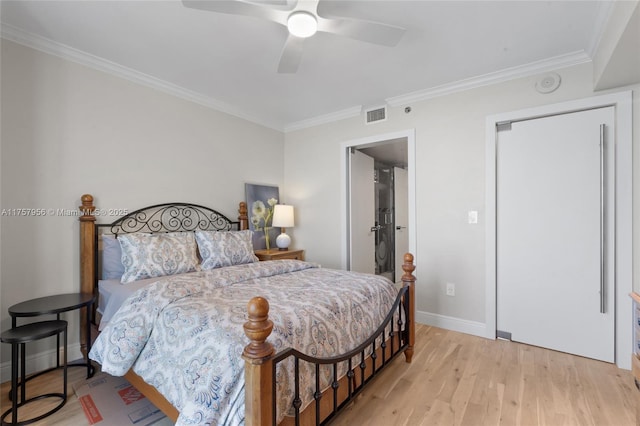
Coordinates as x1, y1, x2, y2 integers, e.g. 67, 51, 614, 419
1, 325, 636, 425
0, 363, 93, 425
334, 325, 637, 426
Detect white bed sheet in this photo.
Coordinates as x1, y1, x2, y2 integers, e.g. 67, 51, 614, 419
97, 277, 158, 330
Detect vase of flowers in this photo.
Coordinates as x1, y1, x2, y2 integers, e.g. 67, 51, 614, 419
251, 198, 278, 250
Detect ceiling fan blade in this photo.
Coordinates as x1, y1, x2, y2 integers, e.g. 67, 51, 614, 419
182, 0, 288, 24
317, 17, 406, 47
277, 35, 305, 73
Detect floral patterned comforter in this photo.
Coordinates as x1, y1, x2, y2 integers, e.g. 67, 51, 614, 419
89, 260, 398, 426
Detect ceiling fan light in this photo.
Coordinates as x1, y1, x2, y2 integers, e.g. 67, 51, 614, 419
287, 12, 317, 38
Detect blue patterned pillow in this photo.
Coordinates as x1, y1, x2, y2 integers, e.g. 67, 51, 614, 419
195, 230, 258, 270
119, 232, 200, 283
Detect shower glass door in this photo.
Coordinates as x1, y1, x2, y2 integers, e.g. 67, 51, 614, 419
374, 163, 394, 281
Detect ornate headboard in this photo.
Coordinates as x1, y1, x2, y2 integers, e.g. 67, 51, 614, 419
78, 194, 249, 297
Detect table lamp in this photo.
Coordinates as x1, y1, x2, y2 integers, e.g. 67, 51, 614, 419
272, 204, 294, 250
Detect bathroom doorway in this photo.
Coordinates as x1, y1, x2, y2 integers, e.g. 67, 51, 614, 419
344, 130, 415, 283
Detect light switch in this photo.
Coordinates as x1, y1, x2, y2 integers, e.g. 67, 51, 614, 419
468, 211, 478, 224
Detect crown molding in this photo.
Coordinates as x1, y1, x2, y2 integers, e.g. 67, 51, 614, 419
286, 50, 593, 131
3, 23, 594, 134
587, 1, 616, 58
386, 50, 592, 108
1, 23, 283, 132
284, 105, 362, 133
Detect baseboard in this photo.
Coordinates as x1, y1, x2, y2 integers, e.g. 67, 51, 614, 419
416, 310, 487, 338
0, 343, 84, 383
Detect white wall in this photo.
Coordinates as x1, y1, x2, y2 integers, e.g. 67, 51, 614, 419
284, 62, 640, 333
0, 39, 3, 378
0, 40, 284, 375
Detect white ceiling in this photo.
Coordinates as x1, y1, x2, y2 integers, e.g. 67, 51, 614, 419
1, 1, 612, 132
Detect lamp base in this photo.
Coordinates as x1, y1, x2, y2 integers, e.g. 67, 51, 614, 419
276, 232, 291, 250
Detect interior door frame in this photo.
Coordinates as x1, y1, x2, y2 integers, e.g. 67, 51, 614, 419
485, 91, 633, 369
340, 129, 417, 271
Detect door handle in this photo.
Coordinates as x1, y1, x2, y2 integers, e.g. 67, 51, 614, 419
396, 226, 406, 230
599, 123, 606, 314
370, 225, 381, 232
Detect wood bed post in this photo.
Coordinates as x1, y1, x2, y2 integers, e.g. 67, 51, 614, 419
79, 194, 96, 356
242, 297, 275, 426
401, 253, 416, 363
239, 201, 249, 231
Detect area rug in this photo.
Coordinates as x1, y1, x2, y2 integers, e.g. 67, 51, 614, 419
73, 372, 173, 426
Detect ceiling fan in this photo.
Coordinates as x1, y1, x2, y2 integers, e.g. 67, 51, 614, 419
182, 0, 406, 73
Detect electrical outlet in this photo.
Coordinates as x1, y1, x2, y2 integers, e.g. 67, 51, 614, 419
446, 283, 455, 296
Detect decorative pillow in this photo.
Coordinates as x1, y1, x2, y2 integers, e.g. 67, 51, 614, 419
102, 235, 125, 280
195, 230, 259, 270
119, 232, 200, 284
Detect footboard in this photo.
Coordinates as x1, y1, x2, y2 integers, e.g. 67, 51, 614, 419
243, 254, 416, 426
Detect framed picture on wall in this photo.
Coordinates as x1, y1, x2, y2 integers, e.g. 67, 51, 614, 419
245, 183, 280, 250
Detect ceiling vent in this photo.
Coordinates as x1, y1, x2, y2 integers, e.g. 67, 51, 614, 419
365, 106, 387, 124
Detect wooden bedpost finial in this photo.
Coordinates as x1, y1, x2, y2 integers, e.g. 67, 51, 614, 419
79, 193, 97, 357
243, 297, 274, 362
401, 253, 415, 363
238, 201, 249, 231
79, 194, 96, 222
401, 253, 416, 283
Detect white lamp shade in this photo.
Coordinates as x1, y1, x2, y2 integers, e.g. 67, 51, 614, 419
272, 205, 295, 228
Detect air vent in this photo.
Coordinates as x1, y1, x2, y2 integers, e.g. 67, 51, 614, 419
365, 107, 387, 124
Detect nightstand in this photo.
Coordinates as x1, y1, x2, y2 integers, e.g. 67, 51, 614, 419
9, 293, 95, 379
254, 248, 305, 261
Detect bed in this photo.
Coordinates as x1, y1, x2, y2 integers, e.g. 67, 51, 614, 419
78, 194, 415, 426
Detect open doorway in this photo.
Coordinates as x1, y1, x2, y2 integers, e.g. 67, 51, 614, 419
341, 129, 416, 283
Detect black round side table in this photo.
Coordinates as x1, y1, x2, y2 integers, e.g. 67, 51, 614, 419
0, 320, 68, 425
8, 293, 96, 379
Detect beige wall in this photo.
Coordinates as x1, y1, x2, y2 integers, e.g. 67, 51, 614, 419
284, 62, 640, 329
0, 40, 284, 371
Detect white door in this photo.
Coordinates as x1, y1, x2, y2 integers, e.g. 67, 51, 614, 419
394, 167, 409, 282
349, 149, 375, 274
496, 106, 615, 362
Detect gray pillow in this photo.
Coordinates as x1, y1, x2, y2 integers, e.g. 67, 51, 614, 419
102, 235, 125, 280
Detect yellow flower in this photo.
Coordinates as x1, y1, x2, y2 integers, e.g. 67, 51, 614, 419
251, 198, 278, 249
